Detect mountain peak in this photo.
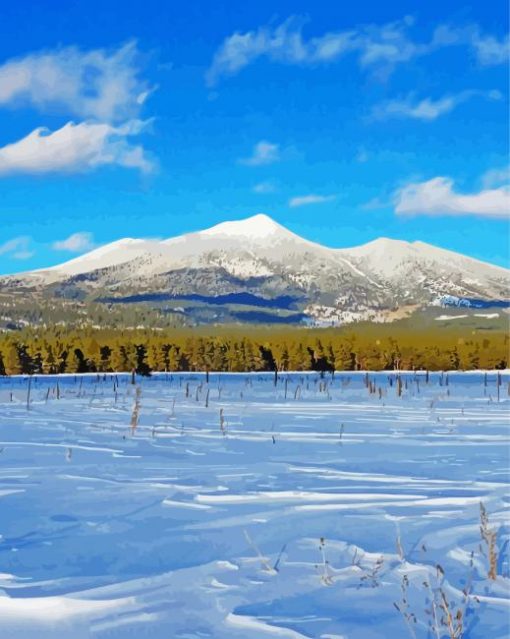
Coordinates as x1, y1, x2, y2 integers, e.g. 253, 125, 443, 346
200, 214, 285, 239
4, 213, 508, 327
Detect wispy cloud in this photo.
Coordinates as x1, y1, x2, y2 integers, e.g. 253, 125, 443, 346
472, 33, 510, 66
0, 41, 152, 122
362, 195, 392, 210
207, 17, 509, 85
289, 194, 336, 208
52, 232, 94, 252
372, 90, 501, 121
0, 236, 34, 259
482, 166, 510, 189
207, 16, 421, 85
253, 181, 276, 193
240, 141, 280, 166
0, 119, 153, 176
414, 24, 510, 66
394, 176, 510, 219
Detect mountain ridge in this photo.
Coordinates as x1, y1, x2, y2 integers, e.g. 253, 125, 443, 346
2, 214, 508, 328
9, 213, 508, 277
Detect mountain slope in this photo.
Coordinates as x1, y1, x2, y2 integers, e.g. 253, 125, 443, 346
2, 214, 508, 327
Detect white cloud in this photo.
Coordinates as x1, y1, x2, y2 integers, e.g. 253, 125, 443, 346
207, 17, 509, 85
240, 141, 280, 166
289, 194, 336, 208
0, 41, 151, 122
207, 16, 418, 84
0, 119, 153, 176
372, 90, 501, 121
428, 24, 509, 66
53, 232, 94, 252
472, 33, 510, 66
253, 181, 276, 193
0, 236, 34, 259
482, 166, 510, 189
394, 176, 510, 219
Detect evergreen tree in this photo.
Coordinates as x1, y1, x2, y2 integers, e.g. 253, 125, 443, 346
3, 342, 21, 375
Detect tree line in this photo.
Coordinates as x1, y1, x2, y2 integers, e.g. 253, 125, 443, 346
0, 326, 507, 375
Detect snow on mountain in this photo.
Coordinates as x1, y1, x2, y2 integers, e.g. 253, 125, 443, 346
44, 238, 162, 278
2, 214, 509, 325
341, 237, 508, 281
27, 214, 326, 281
197, 213, 289, 240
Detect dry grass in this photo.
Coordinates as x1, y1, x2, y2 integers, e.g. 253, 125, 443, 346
358, 555, 384, 588
130, 386, 141, 435
316, 537, 334, 585
479, 502, 498, 580
395, 553, 479, 639
394, 575, 418, 639
243, 529, 277, 574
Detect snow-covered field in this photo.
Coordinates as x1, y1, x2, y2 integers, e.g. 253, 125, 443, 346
0, 371, 508, 639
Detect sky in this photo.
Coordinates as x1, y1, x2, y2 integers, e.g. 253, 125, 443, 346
0, 0, 508, 274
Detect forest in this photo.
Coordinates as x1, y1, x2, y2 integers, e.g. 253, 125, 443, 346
0, 324, 507, 375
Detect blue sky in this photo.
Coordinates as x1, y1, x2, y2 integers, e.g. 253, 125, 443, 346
0, 0, 508, 274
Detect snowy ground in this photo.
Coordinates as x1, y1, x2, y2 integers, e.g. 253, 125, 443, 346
0, 371, 508, 639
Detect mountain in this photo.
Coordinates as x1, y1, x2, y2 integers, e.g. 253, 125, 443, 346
1, 214, 509, 328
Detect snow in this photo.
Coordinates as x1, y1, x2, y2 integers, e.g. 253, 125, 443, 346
200, 213, 288, 239
335, 256, 383, 289
0, 371, 508, 638
435, 314, 469, 320
435, 313, 501, 321
342, 236, 509, 287
4, 217, 508, 324
205, 254, 275, 278
38, 238, 161, 277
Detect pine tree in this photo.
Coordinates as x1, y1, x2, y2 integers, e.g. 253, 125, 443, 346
43, 343, 58, 374
3, 342, 21, 375
332, 342, 355, 371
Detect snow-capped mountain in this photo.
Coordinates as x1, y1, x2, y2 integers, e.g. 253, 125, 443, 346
2, 214, 509, 326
